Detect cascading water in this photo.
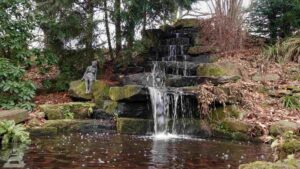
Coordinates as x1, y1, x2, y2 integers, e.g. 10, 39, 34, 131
148, 31, 193, 139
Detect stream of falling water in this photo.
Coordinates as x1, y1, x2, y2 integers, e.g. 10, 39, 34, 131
148, 31, 194, 139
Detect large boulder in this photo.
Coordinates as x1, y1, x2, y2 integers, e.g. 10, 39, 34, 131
0, 109, 28, 123
39, 102, 95, 120
117, 118, 153, 135
109, 85, 149, 102
197, 62, 241, 77
270, 120, 300, 136
68, 80, 110, 101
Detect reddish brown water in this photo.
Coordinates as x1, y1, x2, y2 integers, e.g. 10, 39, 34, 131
0, 133, 272, 169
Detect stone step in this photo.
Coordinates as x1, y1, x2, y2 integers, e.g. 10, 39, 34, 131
166, 75, 241, 87
120, 73, 240, 87
0, 109, 28, 123
39, 102, 95, 120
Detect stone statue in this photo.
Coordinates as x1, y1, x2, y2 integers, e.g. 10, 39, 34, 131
82, 61, 98, 94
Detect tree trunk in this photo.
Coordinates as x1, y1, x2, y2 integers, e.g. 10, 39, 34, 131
104, 0, 113, 59
86, 0, 94, 58
114, 0, 122, 58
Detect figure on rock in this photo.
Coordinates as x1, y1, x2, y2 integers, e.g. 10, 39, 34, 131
82, 61, 98, 94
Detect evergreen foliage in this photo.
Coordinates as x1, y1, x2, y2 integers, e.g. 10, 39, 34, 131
249, 0, 300, 43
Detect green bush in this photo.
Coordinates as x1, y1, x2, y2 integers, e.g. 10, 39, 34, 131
0, 120, 31, 148
0, 58, 35, 110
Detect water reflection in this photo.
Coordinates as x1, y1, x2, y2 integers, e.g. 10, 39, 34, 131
0, 133, 273, 169
1, 144, 27, 168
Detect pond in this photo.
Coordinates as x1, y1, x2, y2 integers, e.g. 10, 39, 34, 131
0, 133, 272, 169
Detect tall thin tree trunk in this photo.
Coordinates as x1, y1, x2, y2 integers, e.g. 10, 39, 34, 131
86, 0, 94, 58
104, 0, 113, 59
114, 0, 122, 58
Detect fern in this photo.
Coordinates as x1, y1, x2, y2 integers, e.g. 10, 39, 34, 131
0, 121, 31, 148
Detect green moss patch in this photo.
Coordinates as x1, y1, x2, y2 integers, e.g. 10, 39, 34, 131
39, 102, 95, 120
109, 85, 146, 101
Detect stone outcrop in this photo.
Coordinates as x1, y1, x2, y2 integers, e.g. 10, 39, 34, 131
270, 121, 300, 136
0, 109, 28, 123
39, 102, 95, 120
109, 85, 149, 102
68, 80, 110, 101
197, 62, 242, 78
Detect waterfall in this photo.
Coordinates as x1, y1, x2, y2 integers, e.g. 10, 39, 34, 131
148, 62, 185, 137
148, 31, 193, 138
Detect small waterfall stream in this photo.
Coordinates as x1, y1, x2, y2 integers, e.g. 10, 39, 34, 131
148, 31, 193, 138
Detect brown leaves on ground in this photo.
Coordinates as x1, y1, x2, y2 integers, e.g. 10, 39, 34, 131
34, 92, 71, 105
24, 66, 59, 88
196, 49, 300, 134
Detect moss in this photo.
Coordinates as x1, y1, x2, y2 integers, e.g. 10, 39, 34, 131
239, 158, 300, 169
109, 85, 144, 101
69, 80, 111, 101
209, 106, 244, 122
39, 102, 95, 120
117, 118, 153, 135
103, 101, 119, 116
69, 80, 93, 100
197, 62, 241, 77
282, 139, 300, 155
220, 118, 251, 133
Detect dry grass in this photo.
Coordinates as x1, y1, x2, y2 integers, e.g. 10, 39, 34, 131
264, 37, 300, 63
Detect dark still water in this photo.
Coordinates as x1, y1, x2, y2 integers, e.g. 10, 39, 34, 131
0, 133, 272, 169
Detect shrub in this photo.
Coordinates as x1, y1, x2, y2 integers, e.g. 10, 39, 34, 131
0, 120, 31, 148
0, 58, 35, 110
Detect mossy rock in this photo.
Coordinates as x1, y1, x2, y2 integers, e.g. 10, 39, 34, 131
197, 62, 241, 77
69, 80, 110, 101
239, 158, 300, 169
209, 105, 244, 122
117, 118, 153, 135
270, 121, 300, 136
39, 102, 95, 120
109, 85, 148, 102
102, 100, 118, 116
220, 118, 251, 133
174, 19, 202, 28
